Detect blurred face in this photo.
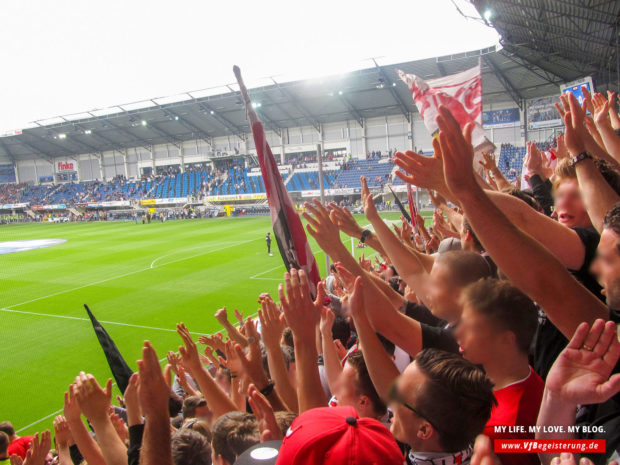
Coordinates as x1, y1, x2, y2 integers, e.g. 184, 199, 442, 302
554, 179, 591, 228
194, 404, 210, 419
455, 304, 506, 366
425, 263, 462, 323
389, 363, 434, 450
591, 229, 620, 308
215, 367, 231, 394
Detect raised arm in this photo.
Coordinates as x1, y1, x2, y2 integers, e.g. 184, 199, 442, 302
328, 203, 387, 256
278, 269, 326, 413
177, 323, 237, 419
437, 105, 609, 339
564, 92, 620, 233
349, 276, 401, 399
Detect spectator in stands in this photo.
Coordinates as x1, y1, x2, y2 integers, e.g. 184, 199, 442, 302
0, 422, 33, 460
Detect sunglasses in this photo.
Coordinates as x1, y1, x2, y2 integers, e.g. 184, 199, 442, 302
387, 380, 441, 433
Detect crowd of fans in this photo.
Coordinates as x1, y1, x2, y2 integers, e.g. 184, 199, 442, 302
3, 88, 620, 465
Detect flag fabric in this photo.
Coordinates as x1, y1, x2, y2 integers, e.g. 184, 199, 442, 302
84, 304, 133, 394
388, 186, 411, 224
398, 63, 494, 168
233, 66, 321, 294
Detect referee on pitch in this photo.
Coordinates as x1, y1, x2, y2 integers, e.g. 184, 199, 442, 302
266, 232, 273, 256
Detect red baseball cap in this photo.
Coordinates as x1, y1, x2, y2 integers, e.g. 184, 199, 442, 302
276, 406, 404, 465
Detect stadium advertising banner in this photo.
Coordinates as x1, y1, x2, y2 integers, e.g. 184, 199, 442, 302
206, 193, 267, 202
527, 96, 562, 129
86, 201, 130, 208
140, 199, 156, 206
482, 108, 520, 128
0, 203, 28, 210
31, 204, 67, 211
56, 160, 77, 172
301, 188, 359, 197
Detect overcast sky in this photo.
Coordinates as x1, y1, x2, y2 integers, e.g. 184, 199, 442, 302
0, 0, 499, 132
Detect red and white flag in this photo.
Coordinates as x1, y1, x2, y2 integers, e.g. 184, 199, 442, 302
398, 64, 494, 168
233, 66, 321, 294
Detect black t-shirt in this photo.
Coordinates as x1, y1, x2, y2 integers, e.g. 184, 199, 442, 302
577, 309, 620, 465
570, 227, 603, 302
404, 301, 460, 354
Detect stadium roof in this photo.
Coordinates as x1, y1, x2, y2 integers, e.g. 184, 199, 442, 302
1, 0, 618, 162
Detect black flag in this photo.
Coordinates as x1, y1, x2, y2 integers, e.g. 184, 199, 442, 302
84, 304, 133, 394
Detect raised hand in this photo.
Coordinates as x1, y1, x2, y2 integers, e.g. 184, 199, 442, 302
278, 268, 322, 342
546, 319, 620, 405
436, 105, 478, 198
555, 134, 570, 159
177, 323, 203, 374
9, 455, 23, 465
214, 307, 229, 326
123, 373, 142, 426
166, 351, 180, 374
525, 141, 544, 178
470, 435, 501, 465
302, 199, 344, 258
361, 176, 379, 221
198, 332, 226, 353
327, 203, 363, 239
52, 415, 73, 448
319, 305, 335, 339
109, 411, 129, 444
137, 341, 170, 418
247, 384, 283, 442
393, 139, 448, 194
234, 319, 270, 390
478, 151, 497, 171
258, 296, 286, 349
563, 92, 594, 156
222, 339, 243, 376
234, 308, 244, 327
74, 373, 113, 423
63, 385, 82, 423
23, 431, 51, 465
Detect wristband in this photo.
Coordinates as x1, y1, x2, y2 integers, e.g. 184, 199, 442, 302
259, 380, 275, 396
570, 151, 593, 167
360, 229, 371, 243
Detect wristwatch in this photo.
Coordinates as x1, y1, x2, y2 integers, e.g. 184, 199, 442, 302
360, 229, 371, 243
570, 151, 593, 167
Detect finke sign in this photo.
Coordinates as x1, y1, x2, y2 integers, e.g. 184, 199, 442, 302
57, 161, 76, 172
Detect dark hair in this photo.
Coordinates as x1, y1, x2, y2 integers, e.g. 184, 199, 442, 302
281, 345, 295, 369
604, 202, 620, 239
182, 396, 207, 419
388, 276, 404, 295
211, 412, 259, 464
461, 278, 538, 354
169, 391, 184, 418
171, 429, 212, 465
414, 349, 496, 452
388, 265, 398, 276
0, 432, 9, 454
332, 314, 351, 347
346, 351, 387, 416
274, 411, 297, 434
282, 327, 294, 349
501, 187, 540, 211
184, 419, 212, 444
434, 251, 493, 288
0, 422, 14, 437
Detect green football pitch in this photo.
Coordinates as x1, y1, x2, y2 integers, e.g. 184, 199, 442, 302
0, 212, 428, 435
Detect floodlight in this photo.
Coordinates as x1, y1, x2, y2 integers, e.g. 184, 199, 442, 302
483, 9, 492, 21
141, 120, 147, 126
84, 129, 92, 135
58, 133, 67, 139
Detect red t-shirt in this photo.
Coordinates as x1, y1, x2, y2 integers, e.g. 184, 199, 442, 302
7, 436, 34, 459
483, 366, 544, 465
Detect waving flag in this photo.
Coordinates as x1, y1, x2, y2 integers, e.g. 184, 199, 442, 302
85, 304, 133, 393
233, 66, 321, 294
398, 63, 494, 168
407, 184, 419, 234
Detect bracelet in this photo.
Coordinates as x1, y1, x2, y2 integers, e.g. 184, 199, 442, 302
570, 151, 593, 167
360, 229, 371, 244
259, 380, 275, 396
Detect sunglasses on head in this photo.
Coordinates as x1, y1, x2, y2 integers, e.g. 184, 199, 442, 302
387, 380, 441, 433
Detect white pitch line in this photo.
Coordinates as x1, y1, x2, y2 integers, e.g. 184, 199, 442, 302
0, 308, 213, 335
15, 310, 259, 434
149, 239, 244, 269
4, 237, 260, 310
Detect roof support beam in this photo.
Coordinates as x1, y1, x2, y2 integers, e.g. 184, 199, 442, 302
483, 56, 524, 110
338, 95, 364, 127
271, 79, 321, 132
199, 103, 247, 141
372, 59, 411, 122
163, 109, 214, 146
102, 119, 154, 152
